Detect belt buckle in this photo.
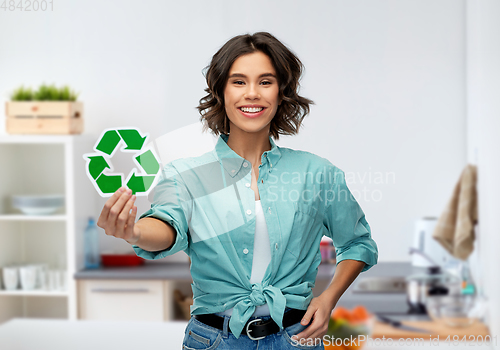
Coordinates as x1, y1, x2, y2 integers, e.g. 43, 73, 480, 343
246, 318, 265, 341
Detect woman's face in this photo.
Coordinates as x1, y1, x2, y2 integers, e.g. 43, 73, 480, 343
224, 51, 280, 135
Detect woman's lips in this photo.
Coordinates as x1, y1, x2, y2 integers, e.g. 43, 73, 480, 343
238, 107, 266, 119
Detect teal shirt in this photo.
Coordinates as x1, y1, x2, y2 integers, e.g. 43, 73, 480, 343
132, 133, 378, 338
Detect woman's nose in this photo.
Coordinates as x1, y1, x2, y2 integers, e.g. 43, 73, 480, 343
244, 84, 260, 99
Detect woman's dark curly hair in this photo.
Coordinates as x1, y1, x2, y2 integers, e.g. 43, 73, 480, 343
197, 32, 314, 140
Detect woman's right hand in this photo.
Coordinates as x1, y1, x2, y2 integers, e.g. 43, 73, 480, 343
97, 187, 141, 245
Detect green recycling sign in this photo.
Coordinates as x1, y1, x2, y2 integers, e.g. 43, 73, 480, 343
83, 128, 161, 196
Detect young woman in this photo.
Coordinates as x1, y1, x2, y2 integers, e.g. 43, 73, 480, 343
97, 32, 378, 350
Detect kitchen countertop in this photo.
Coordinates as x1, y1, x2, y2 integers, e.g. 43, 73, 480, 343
74, 260, 340, 280
372, 318, 490, 339
74, 261, 418, 280
74, 262, 193, 280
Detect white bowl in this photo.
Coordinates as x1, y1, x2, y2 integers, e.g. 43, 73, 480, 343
11, 195, 65, 215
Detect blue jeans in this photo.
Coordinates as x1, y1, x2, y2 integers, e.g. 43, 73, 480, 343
182, 311, 325, 350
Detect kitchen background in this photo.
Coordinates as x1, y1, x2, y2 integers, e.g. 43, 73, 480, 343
0, 0, 499, 346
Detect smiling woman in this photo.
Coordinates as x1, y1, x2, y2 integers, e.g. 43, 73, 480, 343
98, 31, 378, 350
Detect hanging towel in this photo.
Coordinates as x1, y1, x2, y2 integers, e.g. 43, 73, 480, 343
432, 164, 478, 260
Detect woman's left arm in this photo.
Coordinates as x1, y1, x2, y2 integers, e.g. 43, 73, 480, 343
291, 259, 366, 343
290, 165, 378, 345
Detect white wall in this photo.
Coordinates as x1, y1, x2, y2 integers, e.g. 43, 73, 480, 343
0, 0, 467, 261
466, 0, 500, 337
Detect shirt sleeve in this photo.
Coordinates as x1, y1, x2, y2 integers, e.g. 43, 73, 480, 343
132, 162, 193, 260
323, 165, 378, 272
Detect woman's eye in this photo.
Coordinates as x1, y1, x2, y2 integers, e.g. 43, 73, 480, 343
261, 81, 272, 85
234, 81, 245, 85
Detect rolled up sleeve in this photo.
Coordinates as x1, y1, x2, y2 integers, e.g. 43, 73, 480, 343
132, 162, 192, 260
323, 166, 378, 272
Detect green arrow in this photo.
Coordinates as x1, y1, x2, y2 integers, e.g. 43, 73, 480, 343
96, 130, 121, 155
96, 173, 122, 194
136, 150, 160, 175
118, 129, 146, 150
127, 173, 155, 194
88, 156, 110, 180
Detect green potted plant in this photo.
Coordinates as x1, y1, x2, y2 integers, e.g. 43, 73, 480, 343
6, 83, 83, 134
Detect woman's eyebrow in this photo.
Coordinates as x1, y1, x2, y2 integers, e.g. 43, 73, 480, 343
228, 73, 277, 79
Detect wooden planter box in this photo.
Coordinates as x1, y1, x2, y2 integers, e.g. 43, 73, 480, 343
5, 101, 84, 134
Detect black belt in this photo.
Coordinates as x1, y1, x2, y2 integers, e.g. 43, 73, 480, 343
193, 308, 306, 340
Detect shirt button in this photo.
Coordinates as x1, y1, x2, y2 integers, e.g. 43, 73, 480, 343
270, 163, 272, 167
275, 243, 278, 250
243, 248, 249, 254
245, 183, 251, 187
268, 207, 271, 214
231, 169, 235, 173
243, 162, 248, 168
246, 209, 252, 215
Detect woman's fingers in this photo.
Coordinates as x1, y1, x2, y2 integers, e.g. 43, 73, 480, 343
115, 194, 136, 238
108, 189, 133, 227
293, 323, 317, 343
292, 306, 329, 344
96, 187, 140, 243
97, 187, 125, 229
300, 306, 316, 326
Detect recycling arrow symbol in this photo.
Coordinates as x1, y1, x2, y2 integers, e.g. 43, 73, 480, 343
83, 128, 161, 196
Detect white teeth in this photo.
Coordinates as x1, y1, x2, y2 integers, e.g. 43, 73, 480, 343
241, 107, 264, 113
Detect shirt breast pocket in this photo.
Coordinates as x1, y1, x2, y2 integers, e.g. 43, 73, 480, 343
286, 201, 321, 259
294, 201, 319, 218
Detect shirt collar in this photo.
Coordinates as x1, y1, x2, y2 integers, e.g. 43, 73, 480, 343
213, 133, 282, 178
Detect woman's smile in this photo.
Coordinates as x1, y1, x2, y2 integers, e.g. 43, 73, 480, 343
238, 105, 267, 118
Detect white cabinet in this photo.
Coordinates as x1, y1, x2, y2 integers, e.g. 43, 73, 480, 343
0, 135, 95, 323
77, 279, 174, 321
